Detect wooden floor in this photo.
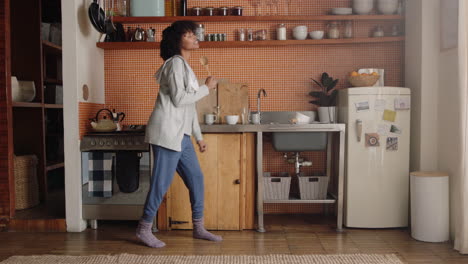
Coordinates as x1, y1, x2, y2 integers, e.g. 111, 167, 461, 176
1, 214, 467, 264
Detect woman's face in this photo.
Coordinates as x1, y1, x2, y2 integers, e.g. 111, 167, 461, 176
180, 31, 199, 51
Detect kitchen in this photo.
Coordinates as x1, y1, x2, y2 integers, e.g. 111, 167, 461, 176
0, 0, 467, 263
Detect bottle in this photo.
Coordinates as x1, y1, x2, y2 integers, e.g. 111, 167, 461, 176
195, 24, 205, 41
180, 0, 187, 16
277, 24, 287, 40
344, 21, 353, 38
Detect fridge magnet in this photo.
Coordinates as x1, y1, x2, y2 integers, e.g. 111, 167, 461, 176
365, 133, 380, 147
394, 97, 411, 110
386, 137, 398, 151
374, 99, 386, 111
390, 124, 402, 134
383, 109, 397, 122
355, 101, 370, 112
377, 124, 390, 136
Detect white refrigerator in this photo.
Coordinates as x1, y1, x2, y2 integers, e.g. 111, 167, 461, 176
338, 87, 411, 228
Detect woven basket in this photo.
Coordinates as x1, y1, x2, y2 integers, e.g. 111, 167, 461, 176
263, 176, 291, 200
348, 75, 380, 87
298, 176, 329, 200
14, 155, 39, 210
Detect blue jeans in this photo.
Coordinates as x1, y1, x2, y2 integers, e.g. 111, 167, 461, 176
141, 135, 205, 223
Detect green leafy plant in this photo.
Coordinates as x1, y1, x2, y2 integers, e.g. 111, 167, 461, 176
309, 72, 339, 107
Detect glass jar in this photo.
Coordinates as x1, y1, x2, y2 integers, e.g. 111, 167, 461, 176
327, 22, 340, 39
238, 28, 246, 41
232, 6, 243, 16
343, 21, 353, 38
247, 29, 253, 41
205, 7, 215, 16
219, 7, 229, 16
276, 24, 287, 40
255, 29, 267, 40
373, 26, 384, 37
195, 24, 205, 41
191, 7, 202, 16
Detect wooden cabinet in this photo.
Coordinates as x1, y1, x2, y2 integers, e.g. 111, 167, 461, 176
2, 0, 65, 230
158, 133, 256, 230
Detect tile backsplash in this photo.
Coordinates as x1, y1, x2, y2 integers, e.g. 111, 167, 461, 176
81, 0, 405, 213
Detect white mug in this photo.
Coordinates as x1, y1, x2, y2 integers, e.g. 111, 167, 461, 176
204, 114, 217, 125
250, 112, 261, 124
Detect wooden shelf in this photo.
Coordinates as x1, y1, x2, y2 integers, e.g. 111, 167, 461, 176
12, 102, 43, 108
42, 40, 62, 54
97, 36, 405, 50
44, 78, 63, 85
44, 104, 63, 109
113, 15, 404, 23
46, 161, 64, 171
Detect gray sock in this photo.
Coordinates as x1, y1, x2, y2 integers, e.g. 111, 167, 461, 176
192, 218, 222, 242
136, 220, 166, 248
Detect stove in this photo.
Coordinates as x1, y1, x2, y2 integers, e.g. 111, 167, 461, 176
80, 125, 149, 152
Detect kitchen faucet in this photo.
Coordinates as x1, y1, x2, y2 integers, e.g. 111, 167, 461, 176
257, 89, 267, 118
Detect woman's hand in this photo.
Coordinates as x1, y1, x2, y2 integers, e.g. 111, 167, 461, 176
197, 140, 207, 152
205, 76, 218, 90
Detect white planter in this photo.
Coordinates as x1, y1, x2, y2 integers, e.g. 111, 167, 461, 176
318, 107, 336, 123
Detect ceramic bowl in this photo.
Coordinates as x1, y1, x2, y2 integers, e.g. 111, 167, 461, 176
331, 7, 353, 15
377, 0, 398, 15
293, 25, 308, 32
225, 115, 239, 125
293, 31, 308, 40
309, 30, 324, 40
353, 0, 374, 15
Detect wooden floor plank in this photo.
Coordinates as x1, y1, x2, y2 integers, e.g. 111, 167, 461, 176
0, 215, 467, 264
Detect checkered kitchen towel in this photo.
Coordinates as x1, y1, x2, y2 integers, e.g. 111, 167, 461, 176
88, 152, 114, 197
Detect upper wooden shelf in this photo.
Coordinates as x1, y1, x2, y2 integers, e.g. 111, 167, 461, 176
97, 36, 405, 50
113, 15, 404, 23
12, 102, 43, 108
42, 40, 62, 54
44, 104, 63, 109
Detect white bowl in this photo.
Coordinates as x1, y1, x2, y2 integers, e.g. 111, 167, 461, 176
293, 31, 308, 40
331, 7, 353, 15
309, 30, 324, 40
293, 25, 308, 32
377, 0, 398, 15
353, 0, 373, 15
225, 115, 239, 125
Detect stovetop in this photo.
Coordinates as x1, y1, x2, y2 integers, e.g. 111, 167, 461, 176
80, 125, 149, 152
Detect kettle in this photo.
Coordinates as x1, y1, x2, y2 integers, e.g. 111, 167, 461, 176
90, 108, 117, 132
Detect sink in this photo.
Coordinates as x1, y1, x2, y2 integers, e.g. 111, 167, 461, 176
261, 111, 327, 152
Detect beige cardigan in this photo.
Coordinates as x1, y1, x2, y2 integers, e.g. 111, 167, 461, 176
145, 55, 209, 152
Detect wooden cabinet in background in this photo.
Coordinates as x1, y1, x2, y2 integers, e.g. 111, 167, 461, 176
158, 133, 256, 231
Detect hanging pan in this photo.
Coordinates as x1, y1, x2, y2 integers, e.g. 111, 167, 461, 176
88, 0, 106, 33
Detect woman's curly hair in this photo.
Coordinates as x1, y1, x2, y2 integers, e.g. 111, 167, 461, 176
160, 20, 198, 61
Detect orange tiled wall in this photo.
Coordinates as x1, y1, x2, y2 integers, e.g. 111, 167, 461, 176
81, 0, 404, 189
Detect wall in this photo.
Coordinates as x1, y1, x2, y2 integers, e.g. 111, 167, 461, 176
63, 0, 105, 232
405, 0, 440, 172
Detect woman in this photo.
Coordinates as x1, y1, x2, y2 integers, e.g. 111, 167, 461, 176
136, 21, 220, 248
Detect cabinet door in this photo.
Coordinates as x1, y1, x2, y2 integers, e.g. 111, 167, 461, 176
217, 134, 241, 230
167, 134, 242, 230
167, 134, 218, 230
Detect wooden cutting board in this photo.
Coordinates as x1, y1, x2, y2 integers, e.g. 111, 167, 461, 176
217, 80, 249, 124
196, 79, 249, 124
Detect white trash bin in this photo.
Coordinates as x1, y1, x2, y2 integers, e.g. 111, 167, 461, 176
410, 171, 449, 242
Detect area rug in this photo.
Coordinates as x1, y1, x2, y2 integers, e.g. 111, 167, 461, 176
1, 253, 404, 264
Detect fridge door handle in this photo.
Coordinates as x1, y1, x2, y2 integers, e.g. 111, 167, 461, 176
356, 119, 362, 142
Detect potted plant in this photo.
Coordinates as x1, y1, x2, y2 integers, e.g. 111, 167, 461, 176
309, 72, 339, 123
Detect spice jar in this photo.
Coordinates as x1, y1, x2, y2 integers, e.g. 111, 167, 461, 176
327, 22, 340, 39
232, 6, 243, 16
219, 7, 229, 16
238, 28, 246, 41
247, 29, 253, 41
205, 7, 215, 16
195, 24, 205, 41
191, 7, 202, 16
373, 26, 384, 37
276, 24, 287, 40
343, 21, 353, 38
